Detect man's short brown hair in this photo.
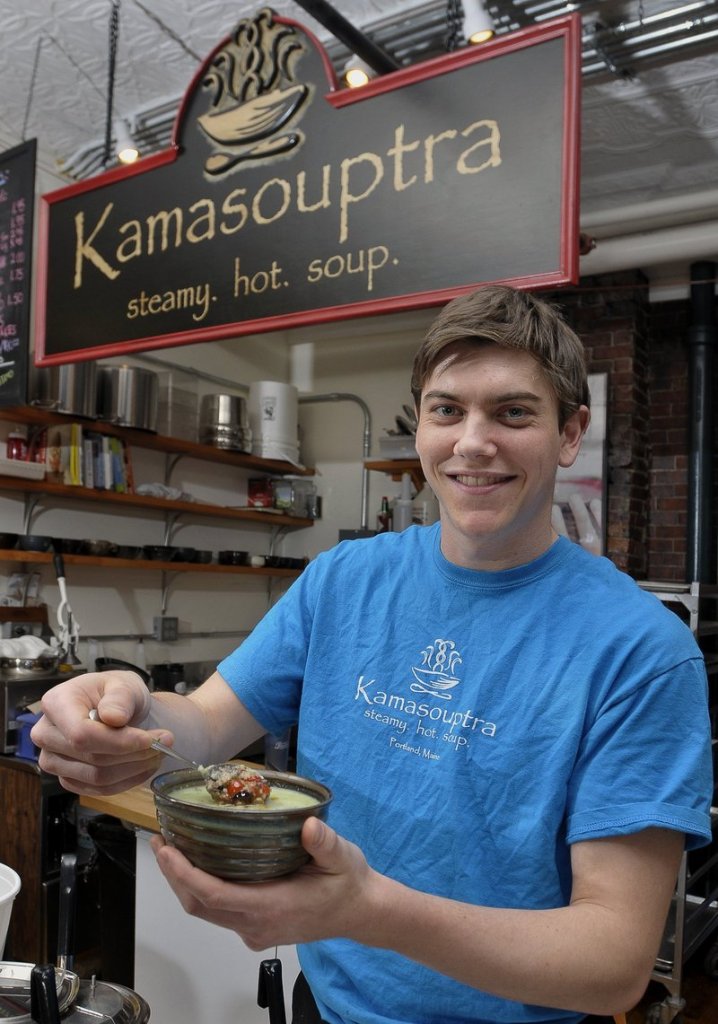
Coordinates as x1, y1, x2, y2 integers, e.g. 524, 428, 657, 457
411, 285, 589, 428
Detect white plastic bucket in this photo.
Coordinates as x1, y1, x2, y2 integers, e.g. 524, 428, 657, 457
248, 381, 299, 461
0, 863, 21, 958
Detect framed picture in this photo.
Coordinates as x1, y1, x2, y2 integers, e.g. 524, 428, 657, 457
553, 372, 607, 556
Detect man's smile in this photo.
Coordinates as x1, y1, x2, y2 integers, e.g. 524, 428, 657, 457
452, 473, 516, 488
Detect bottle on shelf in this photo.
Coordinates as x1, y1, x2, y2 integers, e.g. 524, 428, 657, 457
377, 495, 393, 533
393, 473, 414, 532
412, 482, 440, 526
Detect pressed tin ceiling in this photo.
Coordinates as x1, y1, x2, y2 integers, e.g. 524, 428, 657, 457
0, 0, 716, 288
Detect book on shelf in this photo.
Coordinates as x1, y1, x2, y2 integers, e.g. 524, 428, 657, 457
44, 423, 79, 486
42, 424, 133, 493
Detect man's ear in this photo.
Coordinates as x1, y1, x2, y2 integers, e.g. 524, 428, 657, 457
558, 406, 590, 469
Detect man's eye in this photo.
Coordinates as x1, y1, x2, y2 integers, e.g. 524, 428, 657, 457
435, 404, 459, 417
503, 406, 527, 420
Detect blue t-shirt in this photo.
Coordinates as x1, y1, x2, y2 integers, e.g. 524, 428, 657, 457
219, 527, 712, 1024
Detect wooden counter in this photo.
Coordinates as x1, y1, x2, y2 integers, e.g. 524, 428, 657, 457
80, 784, 159, 832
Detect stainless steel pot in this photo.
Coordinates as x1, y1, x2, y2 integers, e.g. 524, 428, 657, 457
3, 854, 151, 1024
0, 654, 61, 678
30, 364, 98, 419
0, 962, 150, 1024
97, 367, 159, 432
0, 961, 80, 1021
200, 393, 249, 430
199, 393, 251, 450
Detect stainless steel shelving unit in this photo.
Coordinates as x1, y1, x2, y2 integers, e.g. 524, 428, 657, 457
636, 581, 718, 1024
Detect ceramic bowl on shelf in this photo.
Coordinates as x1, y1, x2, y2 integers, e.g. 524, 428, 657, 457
171, 547, 197, 563
218, 550, 249, 566
151, 767, 332, 881
82, 539, 118, 557
143, 545, 176, 561
54, 538, 85, 555
286, 556, 309, 570
18, 534, 54, 552
115, 545, 143, 559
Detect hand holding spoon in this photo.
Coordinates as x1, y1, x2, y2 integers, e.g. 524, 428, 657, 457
88, 708, 205, 771
87, 709, 269, 803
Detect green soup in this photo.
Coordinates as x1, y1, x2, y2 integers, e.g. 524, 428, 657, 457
174, 782, 319, 811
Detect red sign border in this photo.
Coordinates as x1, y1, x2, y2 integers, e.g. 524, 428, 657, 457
34, 13, 581, 366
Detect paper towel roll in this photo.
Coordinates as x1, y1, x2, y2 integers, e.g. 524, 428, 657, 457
248, 381, 299, 461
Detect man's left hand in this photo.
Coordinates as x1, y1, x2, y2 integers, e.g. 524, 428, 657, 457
151, 817, 377, 950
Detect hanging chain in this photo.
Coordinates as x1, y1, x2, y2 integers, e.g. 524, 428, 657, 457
103, 0, 121, 166
446, 0, 464, 53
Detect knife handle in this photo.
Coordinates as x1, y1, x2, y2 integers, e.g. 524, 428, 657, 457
257, 958, 287, 1024
31, 964, 61, 1024
57, 853, 77, 972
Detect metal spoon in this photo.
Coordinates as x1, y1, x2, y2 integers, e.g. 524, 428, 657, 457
88, 708, 205, 771
148, 737, 205, 772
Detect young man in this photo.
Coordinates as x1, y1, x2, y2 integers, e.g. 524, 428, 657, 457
33, 285, 712, 1024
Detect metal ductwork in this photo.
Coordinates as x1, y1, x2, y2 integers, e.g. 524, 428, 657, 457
60, 0, 718, 180
290, 0, 400, 74
687, 260, 717, 583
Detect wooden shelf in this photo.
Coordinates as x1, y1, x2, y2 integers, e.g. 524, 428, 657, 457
0, 474, 312, 528
0, 406, 312, 598
365, 459, 424, 490
0, 548, 303, 578
0, 405, 314, 476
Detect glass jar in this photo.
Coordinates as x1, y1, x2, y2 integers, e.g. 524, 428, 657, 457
289, 478, 317, 518
6, 427, 28, 460
271, 477, 293, 510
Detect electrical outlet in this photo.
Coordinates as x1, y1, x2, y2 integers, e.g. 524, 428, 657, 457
153, 616, 179, 642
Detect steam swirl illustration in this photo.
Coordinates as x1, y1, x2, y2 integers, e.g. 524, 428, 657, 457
198, 7, 309, 176
411, 639, 462, 699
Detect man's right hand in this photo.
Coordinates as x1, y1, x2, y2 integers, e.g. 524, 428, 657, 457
31, 670, 170, 795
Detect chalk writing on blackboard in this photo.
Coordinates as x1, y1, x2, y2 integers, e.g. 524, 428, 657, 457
0, 139, 36, 407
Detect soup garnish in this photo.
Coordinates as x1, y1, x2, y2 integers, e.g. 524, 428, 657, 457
204, 762, 271, 805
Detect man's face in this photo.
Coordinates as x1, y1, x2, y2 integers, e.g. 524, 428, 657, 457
415, 341, 588, 571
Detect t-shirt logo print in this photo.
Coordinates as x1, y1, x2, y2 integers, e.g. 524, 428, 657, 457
410, 639, 462, 700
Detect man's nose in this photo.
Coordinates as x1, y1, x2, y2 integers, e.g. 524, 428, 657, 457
453, 416, 498, 458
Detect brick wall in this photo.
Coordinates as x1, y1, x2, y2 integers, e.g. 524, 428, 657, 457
550, 270, 716, 583
646, 300, 692, 582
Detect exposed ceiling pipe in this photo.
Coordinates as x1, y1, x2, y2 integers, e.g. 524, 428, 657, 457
581, 189, 718, 238
289, 0, 400, 74
579, 220, 718, 278
687, 260, 716, 583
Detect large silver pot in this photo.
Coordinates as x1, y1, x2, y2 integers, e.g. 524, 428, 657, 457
97, 366, 159, 432
0, 962, 150, 1024
199, 393, 251, 451
30, 364, 98, 419
0, 654, 61, 679
0, 855, 150, 1024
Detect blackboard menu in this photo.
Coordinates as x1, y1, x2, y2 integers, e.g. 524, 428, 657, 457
0, 139, 36, 406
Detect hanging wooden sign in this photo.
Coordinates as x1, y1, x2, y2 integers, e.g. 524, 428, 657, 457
34, 9, 581, 365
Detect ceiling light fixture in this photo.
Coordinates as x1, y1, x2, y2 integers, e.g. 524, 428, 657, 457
462, 0, 495, 45
115, 118, 139, 164
343, 55, 374, 88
